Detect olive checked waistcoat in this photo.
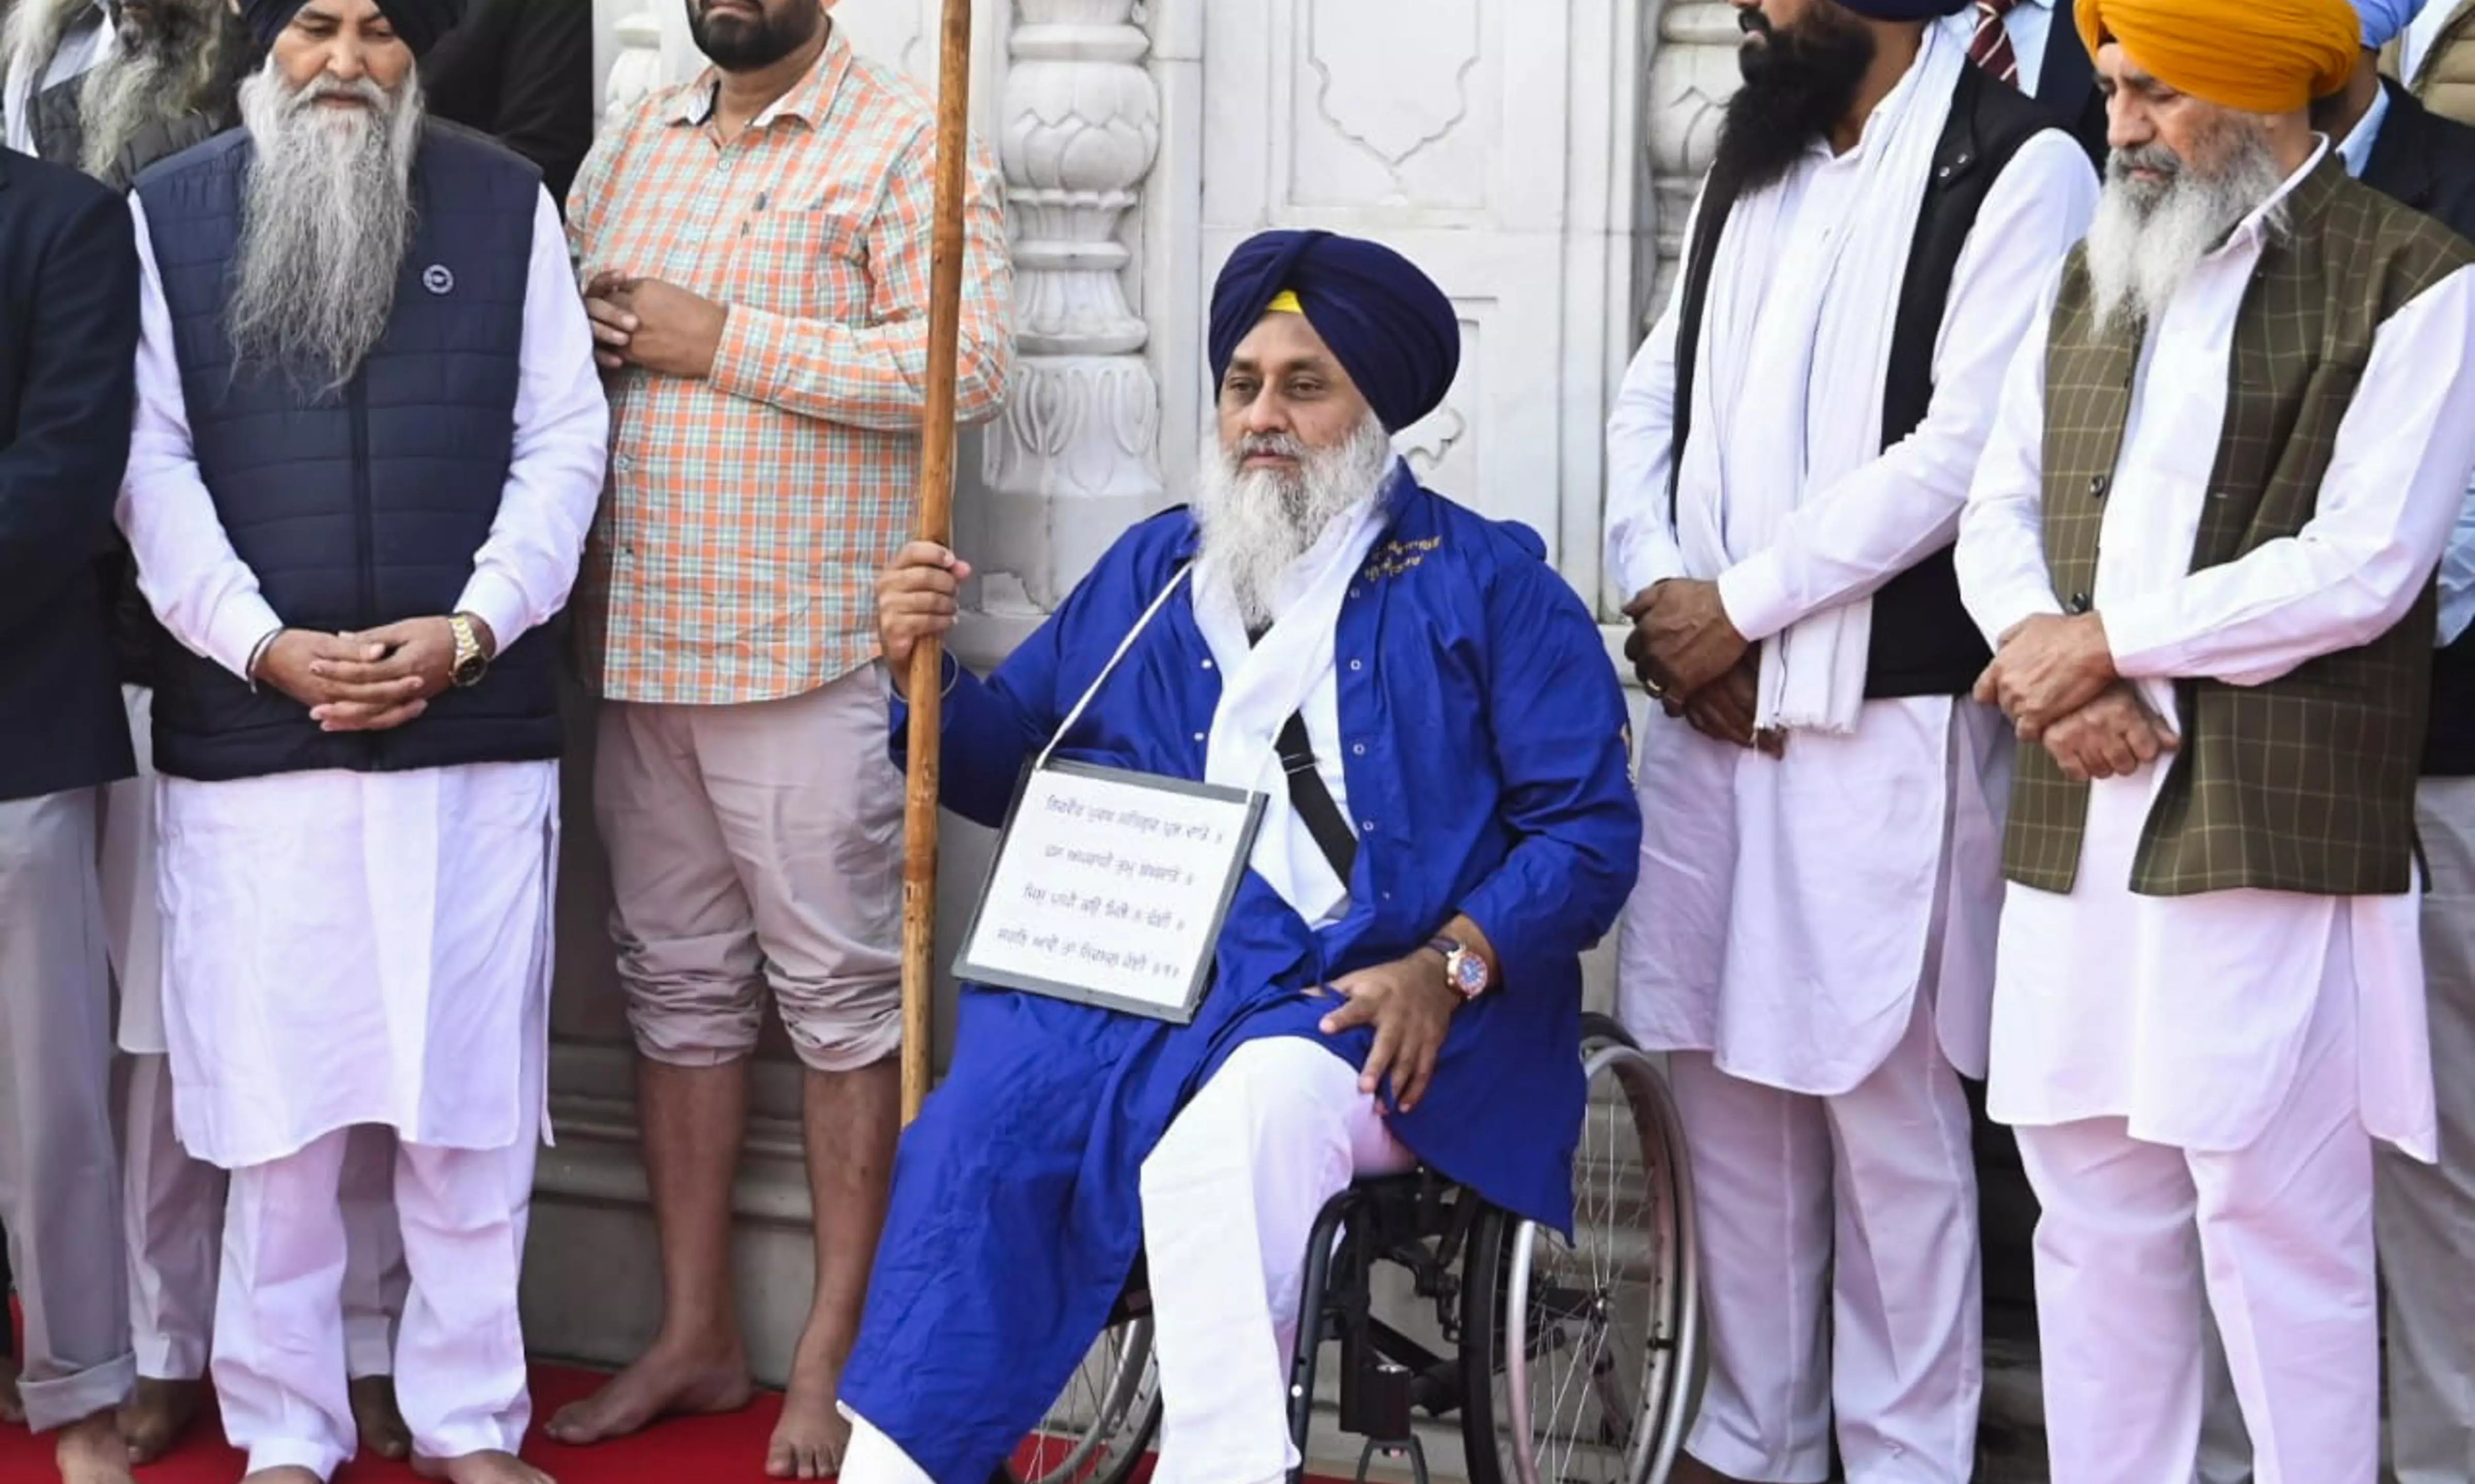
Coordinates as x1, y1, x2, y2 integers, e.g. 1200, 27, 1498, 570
2006, 158, 2473, 898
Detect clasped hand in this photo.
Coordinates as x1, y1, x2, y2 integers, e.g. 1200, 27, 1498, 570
1972, 612, 2119, 742
583, 270, 728, 379
254, 617, 462, 732
1623, 580, 1780, 755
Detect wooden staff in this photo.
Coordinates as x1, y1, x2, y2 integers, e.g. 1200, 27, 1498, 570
901, 0, 976, 1126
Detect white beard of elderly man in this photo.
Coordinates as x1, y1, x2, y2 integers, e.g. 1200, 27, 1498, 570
111, 1, 609, 1482
72, 0, 249, 188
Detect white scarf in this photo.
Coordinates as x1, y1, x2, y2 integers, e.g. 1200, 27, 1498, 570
1677, 25, 1965, 733
1194, 488, 1392, 926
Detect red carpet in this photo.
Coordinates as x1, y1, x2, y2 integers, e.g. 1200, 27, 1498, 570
0, 1365, 830, 1482
0, 1365, 1362, 1482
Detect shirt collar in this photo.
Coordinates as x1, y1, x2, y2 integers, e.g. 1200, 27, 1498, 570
2335, 83, 2392, 180
2219, 137, 2334, 256
662, 22, 852, 132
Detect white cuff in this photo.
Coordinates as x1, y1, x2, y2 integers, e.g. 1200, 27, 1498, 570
205, 592, 285, 683
453, 569, 532, 657
1716, 552, 1798, 644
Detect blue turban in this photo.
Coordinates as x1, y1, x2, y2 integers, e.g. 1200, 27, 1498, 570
1208, 230, 1460, 433
1838, 0, 1974, 18
2351, 0, 2428, 46
244, 0, 465, 55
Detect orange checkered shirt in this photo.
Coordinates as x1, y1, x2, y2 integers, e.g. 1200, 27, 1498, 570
566, 28, 1013, 705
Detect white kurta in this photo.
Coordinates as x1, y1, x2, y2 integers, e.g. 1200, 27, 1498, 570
118, 185, 608, 1170
1954, 141, 2475, 1160
1605, 108, 2097, 1094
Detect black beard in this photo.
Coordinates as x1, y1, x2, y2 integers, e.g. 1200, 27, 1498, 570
1707, 4, 1877, 201
686, 0, 823, 72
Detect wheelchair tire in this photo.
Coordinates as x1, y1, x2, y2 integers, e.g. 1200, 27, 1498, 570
1458, 1018, 1705, 1484
996, 1313, 1162, 1484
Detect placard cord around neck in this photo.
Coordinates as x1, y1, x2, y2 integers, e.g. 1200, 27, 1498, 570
1033, 563, 1195, 774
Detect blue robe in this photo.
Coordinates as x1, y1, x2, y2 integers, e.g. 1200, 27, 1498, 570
840, 473, 1641, 1482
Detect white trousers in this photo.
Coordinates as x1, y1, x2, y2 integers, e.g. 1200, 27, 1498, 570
213, 1124, 536, 1479
122, 1054, 406, 1381
842, 1036, 1413, 1484
1665, 998, 1980, 1483
2017, 969, 2377, 1484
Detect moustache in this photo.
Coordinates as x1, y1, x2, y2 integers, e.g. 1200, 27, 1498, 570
1235, 432, 1308, 463
294, 75, 390, 111
2107, 143, 2184, 183
1739, 7, 1775, 39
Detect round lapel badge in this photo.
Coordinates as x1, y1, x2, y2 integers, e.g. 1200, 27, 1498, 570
422, 264, 456, 295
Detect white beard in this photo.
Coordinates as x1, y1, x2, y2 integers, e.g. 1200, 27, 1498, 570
1192, 411, 1395, 632
2084, 119, 2291, 333
227, 58, 425, 395
76, 6, 224, 181
1, 0, 83, 99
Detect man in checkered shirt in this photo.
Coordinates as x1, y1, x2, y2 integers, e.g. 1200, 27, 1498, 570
552, 1, 1011, 1476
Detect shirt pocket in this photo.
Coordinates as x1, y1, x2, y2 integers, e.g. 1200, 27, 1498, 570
728, 208, 870, 323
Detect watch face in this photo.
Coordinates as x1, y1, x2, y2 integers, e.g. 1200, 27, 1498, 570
1450, 952, 1488, 996
453, 654, 487, 687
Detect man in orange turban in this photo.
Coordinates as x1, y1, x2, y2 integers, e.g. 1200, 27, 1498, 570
1955, 0, 2475, 1481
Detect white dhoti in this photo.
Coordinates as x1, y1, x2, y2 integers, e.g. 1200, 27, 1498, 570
1619, 698, 2008, 1483
842, 1036, 1413, 1484
159, 760, 557, 1473
105, 685, 408, 1383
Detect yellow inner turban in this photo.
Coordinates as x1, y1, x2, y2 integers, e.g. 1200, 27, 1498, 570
1265, 290, 1306, 315
2074, 0, 2360, 114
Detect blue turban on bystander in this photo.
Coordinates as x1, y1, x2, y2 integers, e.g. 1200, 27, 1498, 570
243, 0, 465, 55
2350, 0, 2429, 48
1207, 229, 1461, 433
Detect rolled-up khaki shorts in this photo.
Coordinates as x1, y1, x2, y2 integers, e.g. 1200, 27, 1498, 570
595, 666, 903, 1073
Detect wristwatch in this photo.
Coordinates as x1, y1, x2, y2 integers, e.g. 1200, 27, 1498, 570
1427, 933, 1492, 1000
448, 613, 490, 688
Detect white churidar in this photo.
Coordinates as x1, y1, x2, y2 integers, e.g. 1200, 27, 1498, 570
1668, 994, 1980, 1483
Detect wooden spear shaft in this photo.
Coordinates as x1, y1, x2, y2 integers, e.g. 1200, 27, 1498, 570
901, 0, 976, 1126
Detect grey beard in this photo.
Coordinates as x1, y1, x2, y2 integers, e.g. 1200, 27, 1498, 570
1192, 410, 1395, 632
227, 60, 425, 396
76, 34, 221, 181
2084, 120, 2290, 334
1, 0, 82, 102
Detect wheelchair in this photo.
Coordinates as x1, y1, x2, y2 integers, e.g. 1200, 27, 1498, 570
1001, 1012, 1705, 1484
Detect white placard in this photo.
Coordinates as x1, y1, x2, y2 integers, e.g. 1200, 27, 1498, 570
955, 761, 1267, 1023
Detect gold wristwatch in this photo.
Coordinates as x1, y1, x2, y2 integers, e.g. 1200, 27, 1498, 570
448, 613, 490, 688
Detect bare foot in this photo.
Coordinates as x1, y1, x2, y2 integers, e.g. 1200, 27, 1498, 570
411, 1449, 555, 1484
57, 1413, 137, 1484
541, 1335, 752, 1446
117, 1376, 206, 1464
765, 1334, 849, 1480
0, 1354, 24, 1426
236, 1471, 323, 1484
350, 1374, 412, 1460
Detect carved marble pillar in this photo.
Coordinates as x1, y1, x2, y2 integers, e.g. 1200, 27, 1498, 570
602, 2, 670, 126
1638, 0, 1740, 329
980, 0, 1165, 613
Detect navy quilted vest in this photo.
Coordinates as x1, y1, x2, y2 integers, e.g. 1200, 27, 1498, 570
133, 122, 563, 782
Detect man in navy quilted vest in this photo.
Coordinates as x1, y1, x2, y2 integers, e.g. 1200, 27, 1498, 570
112, 1, 607, 1481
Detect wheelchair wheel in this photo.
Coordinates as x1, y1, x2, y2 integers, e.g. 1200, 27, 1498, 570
1458, 1013, 1704, 1484
1000, 1312, 1161, 1484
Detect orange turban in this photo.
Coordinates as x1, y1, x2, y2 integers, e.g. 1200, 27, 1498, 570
2074, 0, 2360, 113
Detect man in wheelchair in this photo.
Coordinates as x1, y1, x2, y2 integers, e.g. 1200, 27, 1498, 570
837, 230, 1643, 1484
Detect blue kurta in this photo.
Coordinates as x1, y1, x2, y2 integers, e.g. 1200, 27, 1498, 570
840, 475, 1641, 1481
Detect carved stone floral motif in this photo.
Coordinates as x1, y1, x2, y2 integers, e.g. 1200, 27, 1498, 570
1640, 1, 1742, 323
982, 0, 1165, 609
